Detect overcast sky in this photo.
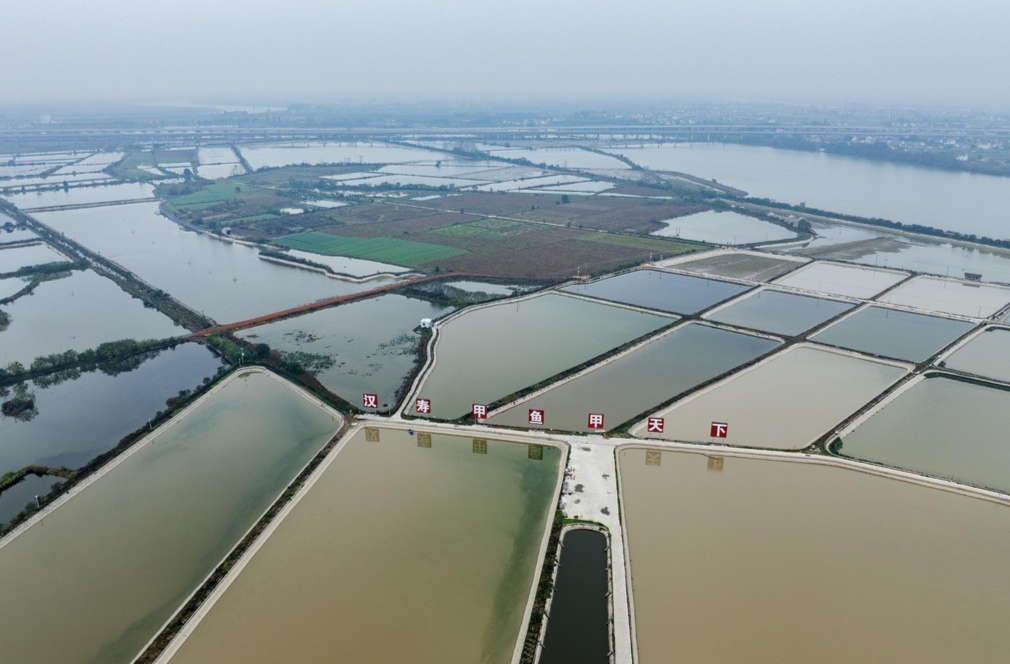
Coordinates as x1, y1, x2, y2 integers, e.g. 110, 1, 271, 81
4, 0, 1009, 107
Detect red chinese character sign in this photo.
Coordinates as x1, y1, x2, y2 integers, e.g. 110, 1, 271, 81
528, 409, 545, 426
415, 398, 432, 415
362, 393, 378, 409
587, 413, 605, 430
472, 404, 488, 420
710, 422, 729, 439
647, 417, 665, 433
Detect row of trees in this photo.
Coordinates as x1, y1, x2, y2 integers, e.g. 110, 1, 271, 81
0, 338, 165, 382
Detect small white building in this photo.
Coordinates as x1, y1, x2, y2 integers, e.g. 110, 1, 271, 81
419, 318, 433, 329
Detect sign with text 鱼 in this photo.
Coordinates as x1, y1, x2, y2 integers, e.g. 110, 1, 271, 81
415, 398, 431, 415
362, 393, 378, 409
587, 413, 605, 430
472, 404, 488, 420
528, 409, 545, 426
646, 417, 665, 433
710, 422, 729, 439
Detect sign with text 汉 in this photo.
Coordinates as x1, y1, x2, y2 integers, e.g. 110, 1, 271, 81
362, 393, 378, 409
710, 422, 729, 439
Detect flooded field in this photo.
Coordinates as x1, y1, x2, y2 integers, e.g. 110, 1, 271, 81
488, 323, 779, 432
0, 371, 340, 664
942, 327, 1010, 383
796, 221, 1010, 283
34, 203, 388, 322
4, 182, 156, 209
607, 142, 1010, 239
619, 447, 1010, 663
813, 306, 974, 362
563, 269, 750, 314
876, 275, 1010, 318
705, 288, 854, 336
539, 529, 610, 664
415, 293, 673, 419
652, 210, 797, 245
442, 280, 520, 295
0, 225, 38, 245
0, 343, 224, 476
664, 250, 806, 282
239, 142, 448, 169
837, 375, 1010, 493
774, 261, 907, 299
483, 145, 631, 170
196, 163, 245, 179
158, 427, 561, 664
633, 345, 908, 449
278, 249, 408, 276
0, 242, 69, 273
0, 270, 187, 366
473, 174, 588, 193
238, 295, 453, 405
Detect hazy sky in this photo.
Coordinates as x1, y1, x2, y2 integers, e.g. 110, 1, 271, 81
4, 0, 1010, 107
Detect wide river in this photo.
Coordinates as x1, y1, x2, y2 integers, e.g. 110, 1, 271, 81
608, 143, 1010, 239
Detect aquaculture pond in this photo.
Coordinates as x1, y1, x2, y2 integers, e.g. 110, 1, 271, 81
33, 203, 389, 322
0, 371, 341, 664
837, 375, 1010, 493
0, 343, 224, 476
633, 345, 908, 450
943, 327, 1010, 382
0, 474, 65, 527
3, 182, 155, 209
773, 261, 907, 299
619, 447, 1010, 663
812, 306, 974, 363
414, 293, 673, 419
239, 142, 451, 169
539, 529, 610, 664
238, 294, 453, 405
0, 269, 187, 367
0, 275, 29, 300
665, 250, 806, 282
652, 209, 797, 245
488, 323, 779, 433
562, 269, 750, 315
705, 288, 854, 336
157, 427, 562, 664
0, 242, 69, 274
876, 275, 1010, 319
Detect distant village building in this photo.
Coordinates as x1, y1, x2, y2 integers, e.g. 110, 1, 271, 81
420, 318, 433, 329
964, 272, 983, 282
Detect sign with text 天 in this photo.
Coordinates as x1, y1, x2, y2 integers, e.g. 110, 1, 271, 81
647, 417, 665, 433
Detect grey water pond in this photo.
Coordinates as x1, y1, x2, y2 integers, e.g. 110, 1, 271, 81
705, 288, 854, 336
563, 269, 750, 315
812, 306, 974, 362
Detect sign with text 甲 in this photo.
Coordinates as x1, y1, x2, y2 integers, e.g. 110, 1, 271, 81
472, 404, 488, 420
587, 413, 605, 430
710, 422, 729, 439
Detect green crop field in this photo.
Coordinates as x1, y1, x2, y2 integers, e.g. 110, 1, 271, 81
170, 184, 245, 209
577, 232, 702, 255
274, 231, 466, 267
432, 217, 539, 239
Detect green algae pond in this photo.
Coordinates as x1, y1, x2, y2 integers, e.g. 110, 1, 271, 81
156, 427, 563, 664
0, 370, 341, 664
487, 322, 779, 433
619, 447, 1010, 663
414, 293, 673, 419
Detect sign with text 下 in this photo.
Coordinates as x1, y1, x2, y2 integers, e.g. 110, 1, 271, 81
415, 398, 431, 415
528, 409, 545, 426
710, 422, 729, 439
362, 393, 378, 409
587, 413, 605, 430
472, 404, 488, 420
